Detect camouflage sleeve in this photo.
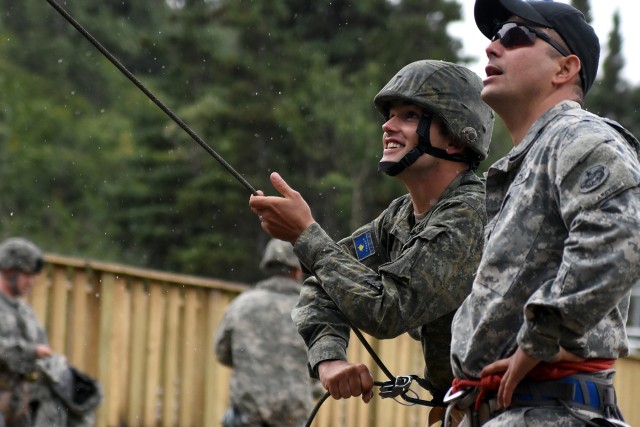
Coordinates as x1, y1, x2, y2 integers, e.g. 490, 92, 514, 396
292, 274, 352, 376
293, 198, 483, 341
213, 303, 235, 367
519, 130, 640, 360
0, 308, 40, 375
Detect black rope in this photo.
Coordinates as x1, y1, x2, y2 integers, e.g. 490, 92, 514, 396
305, 391, 330, 427
304, 320, 441, 426
43, 2, 443, 424
44, 0, 258, 196
351, 326, 395, 381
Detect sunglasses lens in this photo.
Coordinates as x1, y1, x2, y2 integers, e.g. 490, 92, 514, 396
493, 24, 536, 48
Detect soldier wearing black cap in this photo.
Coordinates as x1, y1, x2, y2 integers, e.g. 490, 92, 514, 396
447, 1, 640, 426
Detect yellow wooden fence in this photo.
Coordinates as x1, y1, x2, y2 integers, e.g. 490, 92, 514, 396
26, 253, 640, 427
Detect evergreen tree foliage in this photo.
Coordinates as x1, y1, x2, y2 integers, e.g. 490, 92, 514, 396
6, 0, 635, 282
586, 11, 640, 137
570, 0, 592, 23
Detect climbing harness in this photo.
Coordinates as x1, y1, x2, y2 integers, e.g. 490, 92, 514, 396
441, 361, 631, 427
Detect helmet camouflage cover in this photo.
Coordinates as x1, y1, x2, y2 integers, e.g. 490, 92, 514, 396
374, 60, 494, 160
0, 237, 44, 274
259, 239, 301, 272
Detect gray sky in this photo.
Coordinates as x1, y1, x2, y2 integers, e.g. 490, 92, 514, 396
451, 0, 639, 84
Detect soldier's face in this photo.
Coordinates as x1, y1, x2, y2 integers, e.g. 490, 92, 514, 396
15, 271, 37, 296
380, 102, 422, 164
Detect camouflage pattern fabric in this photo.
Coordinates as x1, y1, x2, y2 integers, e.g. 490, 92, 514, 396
451, 101, 640, 422
292, 170, 486, 396
214, 276, 321, 427
0, 293, 47, 376
481, 406, 615, 426
0, 292, 48, 427
0, 290, 100, 427
31, 354, 101, 427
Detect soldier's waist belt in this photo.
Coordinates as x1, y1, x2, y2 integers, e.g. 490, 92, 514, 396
509, 372, 615, 413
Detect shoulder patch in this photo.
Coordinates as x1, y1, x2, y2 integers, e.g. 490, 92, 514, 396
579, 164, 609, 193
353, 231, 375, 261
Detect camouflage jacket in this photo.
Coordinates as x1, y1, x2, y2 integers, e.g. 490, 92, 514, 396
452, 101, 640, 379
0, 292, 48, 381
292, 170, 486, 395
213, 276, 319, 427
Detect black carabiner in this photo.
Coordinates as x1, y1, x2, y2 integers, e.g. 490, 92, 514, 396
379, 375, 413, 398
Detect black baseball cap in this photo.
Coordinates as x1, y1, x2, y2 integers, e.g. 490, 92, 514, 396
475, 0, 600, 94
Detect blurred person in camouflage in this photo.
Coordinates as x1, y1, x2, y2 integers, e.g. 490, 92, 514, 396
0, 238, 52, 427
0, 238, 100, 427
446, 1, 640, 426
249, 60, 494, 424
214, 238, 321, 427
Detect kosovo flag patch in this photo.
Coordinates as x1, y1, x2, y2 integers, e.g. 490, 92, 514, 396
353, 231, 375, 261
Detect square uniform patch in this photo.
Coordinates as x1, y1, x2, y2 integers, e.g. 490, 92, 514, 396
353, 231, 375, 261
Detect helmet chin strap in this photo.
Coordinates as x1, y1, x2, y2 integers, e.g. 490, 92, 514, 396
378, 113, 474, 176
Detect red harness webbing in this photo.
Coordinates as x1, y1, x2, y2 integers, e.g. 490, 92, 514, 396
451, 358, 615, 410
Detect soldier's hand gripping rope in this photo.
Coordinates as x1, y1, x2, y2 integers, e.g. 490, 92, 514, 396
303, 325, 446, 426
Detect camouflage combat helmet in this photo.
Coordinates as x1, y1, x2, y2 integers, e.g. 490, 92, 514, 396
259, 239, 300, 273
374, 60, 494, 163
0, 237, 44, 274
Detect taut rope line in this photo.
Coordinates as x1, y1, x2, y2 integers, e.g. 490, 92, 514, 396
44, 0, 258, 195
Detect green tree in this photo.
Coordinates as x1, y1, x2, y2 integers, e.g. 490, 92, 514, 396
103, 0, 470, 281
1, 0, 478, 282
570, 0, 592, 23
586, 11, 640, 137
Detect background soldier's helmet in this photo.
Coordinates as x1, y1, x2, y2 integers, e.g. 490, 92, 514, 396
259, 239, 301, 273
0, 237, 44, 274
373, 60, 494, 160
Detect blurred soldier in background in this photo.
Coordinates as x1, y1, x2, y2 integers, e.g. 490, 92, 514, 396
0, 237, 100, 427
214, 238, 321, 427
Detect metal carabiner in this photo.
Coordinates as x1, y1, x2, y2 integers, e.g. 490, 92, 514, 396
443, 385, 472, 404
379, 375, 413, 398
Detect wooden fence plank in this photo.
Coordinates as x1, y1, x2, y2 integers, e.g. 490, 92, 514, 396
50, 266, 69, 352
113, 275, 131, 424
68, 268, 89, 368
206, 290, 234, 426
127, 280, 148, 427
162, 286, 181, 427
95, 272, 114, 427
144, 282, 165, 427
178, 288, 199, 427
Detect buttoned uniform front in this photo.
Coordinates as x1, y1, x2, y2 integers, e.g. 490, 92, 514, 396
292, 169, 486, 397
451, 101, 640, 425
214, 275, 320, 427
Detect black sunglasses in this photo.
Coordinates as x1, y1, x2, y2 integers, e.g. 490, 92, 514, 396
492, 22, 570, 57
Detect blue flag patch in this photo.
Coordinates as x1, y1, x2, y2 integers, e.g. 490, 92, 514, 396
353, 231, 375, 261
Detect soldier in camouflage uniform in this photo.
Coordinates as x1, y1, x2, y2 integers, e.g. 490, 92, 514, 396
214, 239, 321, 427
0, 238, 101, 427
249, 60, 494, 422
0, 238, 51, 427
448, 1, 640, 426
